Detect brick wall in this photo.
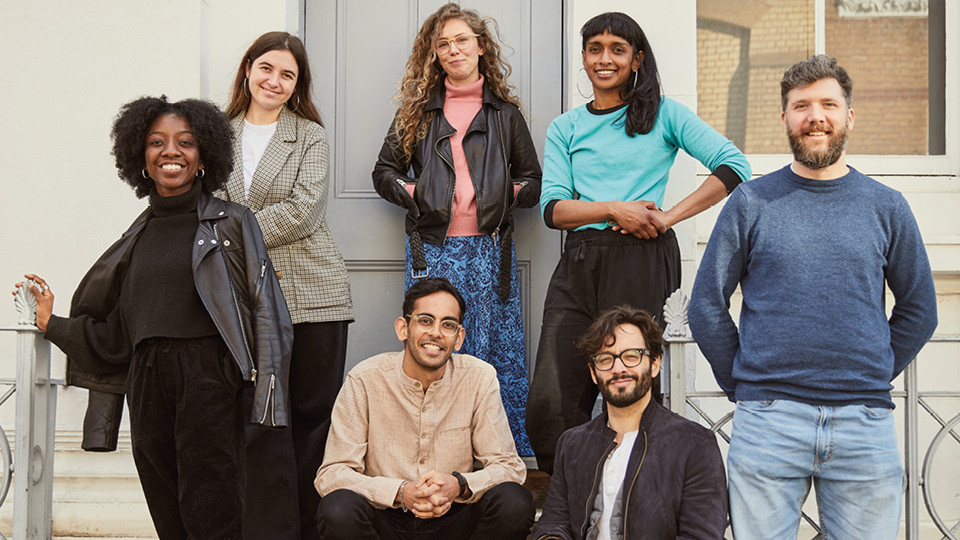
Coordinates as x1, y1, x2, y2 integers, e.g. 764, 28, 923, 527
697, 0, 930, 155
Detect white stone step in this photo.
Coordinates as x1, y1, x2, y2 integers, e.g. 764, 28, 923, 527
1, 431, 157, 538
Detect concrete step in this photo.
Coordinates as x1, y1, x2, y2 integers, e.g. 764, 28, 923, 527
0, 440, 157, 539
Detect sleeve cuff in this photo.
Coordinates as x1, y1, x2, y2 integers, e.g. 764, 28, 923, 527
543, 199, 561, 229
712, 165, 743, 194
43, 314, 70, 344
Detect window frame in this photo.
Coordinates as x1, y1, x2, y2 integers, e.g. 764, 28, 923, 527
701, 0, 959, 178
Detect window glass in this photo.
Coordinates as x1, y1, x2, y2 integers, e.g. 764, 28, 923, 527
697, 0, 945, 155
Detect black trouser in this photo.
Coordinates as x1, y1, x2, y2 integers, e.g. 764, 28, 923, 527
127, 336, 244, 540
244, 320, 350, 540
315, 482, 534, 540
526, 228, 680, 474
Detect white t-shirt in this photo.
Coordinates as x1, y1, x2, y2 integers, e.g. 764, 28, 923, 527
241, 119, 278, 200
595, 430, 639, 540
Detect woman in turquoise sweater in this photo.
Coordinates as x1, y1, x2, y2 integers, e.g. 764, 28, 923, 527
526, 11, 751, 473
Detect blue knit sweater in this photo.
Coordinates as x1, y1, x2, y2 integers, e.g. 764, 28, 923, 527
688, 165, 937, 408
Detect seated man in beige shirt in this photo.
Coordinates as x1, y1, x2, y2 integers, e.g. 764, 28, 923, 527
314, 277, 534, 540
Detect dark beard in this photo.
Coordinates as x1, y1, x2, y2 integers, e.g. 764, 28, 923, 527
788, 122, 848, 170
599, 366, 652, 408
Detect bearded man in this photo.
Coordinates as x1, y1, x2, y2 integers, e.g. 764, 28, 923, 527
688, 55, 938, 540
532, 306, 728, 540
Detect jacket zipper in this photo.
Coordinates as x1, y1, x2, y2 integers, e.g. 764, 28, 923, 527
436, 133, 456, 244
580, 438, 618, 538
260, 373, 276, 425
493, 109, 512, 240
622, 431, 648, 540
213, 222, 256, 383
254, 259, 267, 300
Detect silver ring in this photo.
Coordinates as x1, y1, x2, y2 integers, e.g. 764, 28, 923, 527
40, 285, 49, 292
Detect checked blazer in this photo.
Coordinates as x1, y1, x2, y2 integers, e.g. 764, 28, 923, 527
219, 107, 353, 324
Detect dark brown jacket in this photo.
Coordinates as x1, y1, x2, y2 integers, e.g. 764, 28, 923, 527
532, 400, 728, 540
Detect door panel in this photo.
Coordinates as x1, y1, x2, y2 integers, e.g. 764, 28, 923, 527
305, 0, 562, 374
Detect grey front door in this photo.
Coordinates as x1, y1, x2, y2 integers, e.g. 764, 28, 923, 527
305, 0, 562, 374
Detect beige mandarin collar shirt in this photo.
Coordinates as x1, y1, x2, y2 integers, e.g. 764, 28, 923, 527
315, 351, 526, 509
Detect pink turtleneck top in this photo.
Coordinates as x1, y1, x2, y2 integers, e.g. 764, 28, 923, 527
404, 75, 520, 237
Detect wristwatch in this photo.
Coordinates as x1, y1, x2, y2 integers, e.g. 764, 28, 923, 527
451, 471, 468, 498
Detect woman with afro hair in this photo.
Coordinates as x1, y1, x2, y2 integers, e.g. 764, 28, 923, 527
16, 95, 293, 539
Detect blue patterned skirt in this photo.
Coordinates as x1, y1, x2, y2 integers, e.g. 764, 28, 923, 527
406, 235, 533, 456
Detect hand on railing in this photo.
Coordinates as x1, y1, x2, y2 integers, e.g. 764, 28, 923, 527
11, 274, 54, 331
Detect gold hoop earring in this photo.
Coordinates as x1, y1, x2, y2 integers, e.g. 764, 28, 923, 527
243, 77, 250, 97
576, 68, 594, 99
290, 94, 300, 113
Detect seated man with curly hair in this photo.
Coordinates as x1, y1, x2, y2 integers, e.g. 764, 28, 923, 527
532, 306, 728, 540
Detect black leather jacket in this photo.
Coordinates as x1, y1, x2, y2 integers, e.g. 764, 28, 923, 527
372, 81, 541, 244
532, 400, 728, 540
50, 190, 293, 451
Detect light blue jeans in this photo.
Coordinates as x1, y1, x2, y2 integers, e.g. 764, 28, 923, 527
728, 400, 903, 540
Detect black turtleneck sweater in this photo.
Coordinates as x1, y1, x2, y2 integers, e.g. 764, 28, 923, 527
120, 183, 218, 346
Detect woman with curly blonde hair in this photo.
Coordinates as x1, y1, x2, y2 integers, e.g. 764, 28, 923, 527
373, 2, 541, 456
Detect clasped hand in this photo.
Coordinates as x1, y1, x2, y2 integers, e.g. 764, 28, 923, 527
608, 200, 669, 239
402, 471, 461, 519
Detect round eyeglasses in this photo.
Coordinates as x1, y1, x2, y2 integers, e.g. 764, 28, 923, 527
436, 33, 479, 55
405, 314, 462, 337
589, 348, 650, 371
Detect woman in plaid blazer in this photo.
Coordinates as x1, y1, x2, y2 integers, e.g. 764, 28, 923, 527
221, 31, 353, 540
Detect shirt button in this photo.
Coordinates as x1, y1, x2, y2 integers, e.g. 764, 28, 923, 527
218, 211, 225, 216
223, 240, 231, 247
421, 433, 427, 439
198, 239, 204, 245
419, 459, 426, 464
422, 407, 427, 413
211, 239, 218, 245
414, 382, 421, 387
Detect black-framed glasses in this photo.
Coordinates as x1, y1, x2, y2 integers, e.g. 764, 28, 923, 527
589, 348, 650, 371
436, 33, 479, 55
405, 314, 462, 337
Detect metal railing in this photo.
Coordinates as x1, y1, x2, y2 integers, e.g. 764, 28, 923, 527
0, 282, 59, 539
660, 289, 960, 540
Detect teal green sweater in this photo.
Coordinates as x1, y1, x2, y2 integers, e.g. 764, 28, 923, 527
689, 166, 938, 408
539, 98, 751, 230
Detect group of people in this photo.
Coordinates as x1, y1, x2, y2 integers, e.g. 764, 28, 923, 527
12, 3, 938, 540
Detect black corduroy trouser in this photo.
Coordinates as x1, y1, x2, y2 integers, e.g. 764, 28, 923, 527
526, 228, 680, 474
127, 336, 244, 540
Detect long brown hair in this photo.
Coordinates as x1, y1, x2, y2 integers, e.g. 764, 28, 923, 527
225, 31, 324, 126
392, 3, 519, 163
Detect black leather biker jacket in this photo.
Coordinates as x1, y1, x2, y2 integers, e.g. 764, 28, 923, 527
52, 190, 292, 451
